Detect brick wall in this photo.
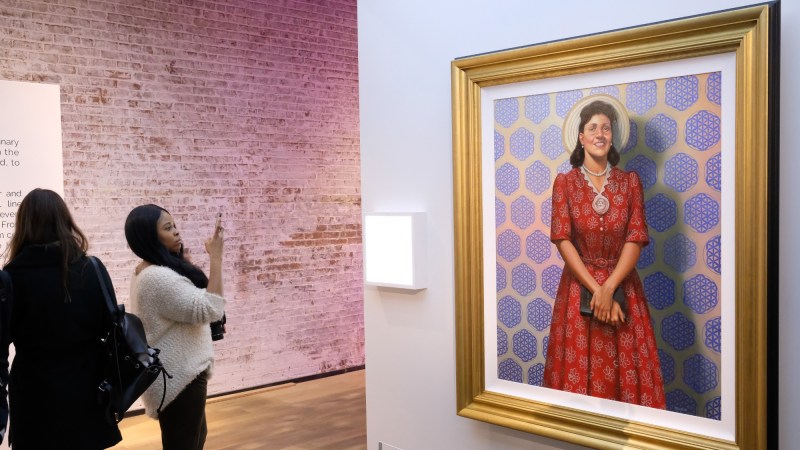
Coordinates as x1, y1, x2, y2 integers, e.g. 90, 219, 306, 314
0, 0, 363, 394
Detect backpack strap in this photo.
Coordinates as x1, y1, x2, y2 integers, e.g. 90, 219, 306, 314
87, 256, 121, 322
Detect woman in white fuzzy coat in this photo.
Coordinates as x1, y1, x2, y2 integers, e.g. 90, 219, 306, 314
124, 204, 226, 450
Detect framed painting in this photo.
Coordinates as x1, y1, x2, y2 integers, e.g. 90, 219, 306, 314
452, 4, 778, 449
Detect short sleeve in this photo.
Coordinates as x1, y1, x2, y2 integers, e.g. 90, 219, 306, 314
625, 171, 650, 245
550, 173, 572, 242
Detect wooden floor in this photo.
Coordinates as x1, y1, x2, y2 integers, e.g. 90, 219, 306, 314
110, 370, 366, 450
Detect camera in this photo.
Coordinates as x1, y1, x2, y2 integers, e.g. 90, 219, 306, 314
210, 314, 226, 341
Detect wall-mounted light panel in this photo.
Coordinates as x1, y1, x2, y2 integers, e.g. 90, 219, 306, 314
363, 212, 426, 289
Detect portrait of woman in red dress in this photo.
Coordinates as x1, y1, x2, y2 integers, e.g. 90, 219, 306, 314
543, 94, 666, 408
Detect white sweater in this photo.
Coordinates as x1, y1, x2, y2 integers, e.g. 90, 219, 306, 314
129, 265, 225, 418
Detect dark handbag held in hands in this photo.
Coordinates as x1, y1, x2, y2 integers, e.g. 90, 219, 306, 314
580, 285, 626, 318
89, 257, 171, 424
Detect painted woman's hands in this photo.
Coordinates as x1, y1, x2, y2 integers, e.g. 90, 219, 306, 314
591, 284, 625, 325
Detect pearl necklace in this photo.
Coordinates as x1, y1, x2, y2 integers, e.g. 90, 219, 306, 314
581, 163, 609, 177
581, 163, 611, 215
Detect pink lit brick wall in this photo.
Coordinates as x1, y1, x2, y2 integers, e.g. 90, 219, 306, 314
0, 0, 363, 394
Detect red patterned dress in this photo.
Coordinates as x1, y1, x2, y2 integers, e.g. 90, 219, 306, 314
543, 166, 665, 408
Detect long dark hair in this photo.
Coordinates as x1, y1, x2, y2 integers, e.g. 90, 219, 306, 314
124, 204, 208, 289
6, 188, 89, 300
569, 100, 621, 168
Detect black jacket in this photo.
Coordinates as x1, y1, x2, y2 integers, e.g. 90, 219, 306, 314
4, 244, 122, 449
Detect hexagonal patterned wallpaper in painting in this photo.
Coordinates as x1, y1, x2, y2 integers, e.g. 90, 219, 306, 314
493, 72, 722, 419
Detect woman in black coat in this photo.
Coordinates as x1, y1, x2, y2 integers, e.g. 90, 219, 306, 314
2, 189, 121, 449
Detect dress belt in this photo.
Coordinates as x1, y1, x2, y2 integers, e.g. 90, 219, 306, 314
581, 256, 618, 268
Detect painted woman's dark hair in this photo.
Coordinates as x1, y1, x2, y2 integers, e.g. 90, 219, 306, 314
6, 188, 89, 300
124, 204, 208, 289
569, 100, 621, 168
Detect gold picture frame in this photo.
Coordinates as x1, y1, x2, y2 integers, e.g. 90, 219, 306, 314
452, 4, 778, 449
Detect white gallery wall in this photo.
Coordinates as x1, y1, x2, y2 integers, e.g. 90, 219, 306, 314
359, 1, 795, 449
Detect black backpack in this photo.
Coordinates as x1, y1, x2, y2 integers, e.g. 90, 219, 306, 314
89, 256, 171, 424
